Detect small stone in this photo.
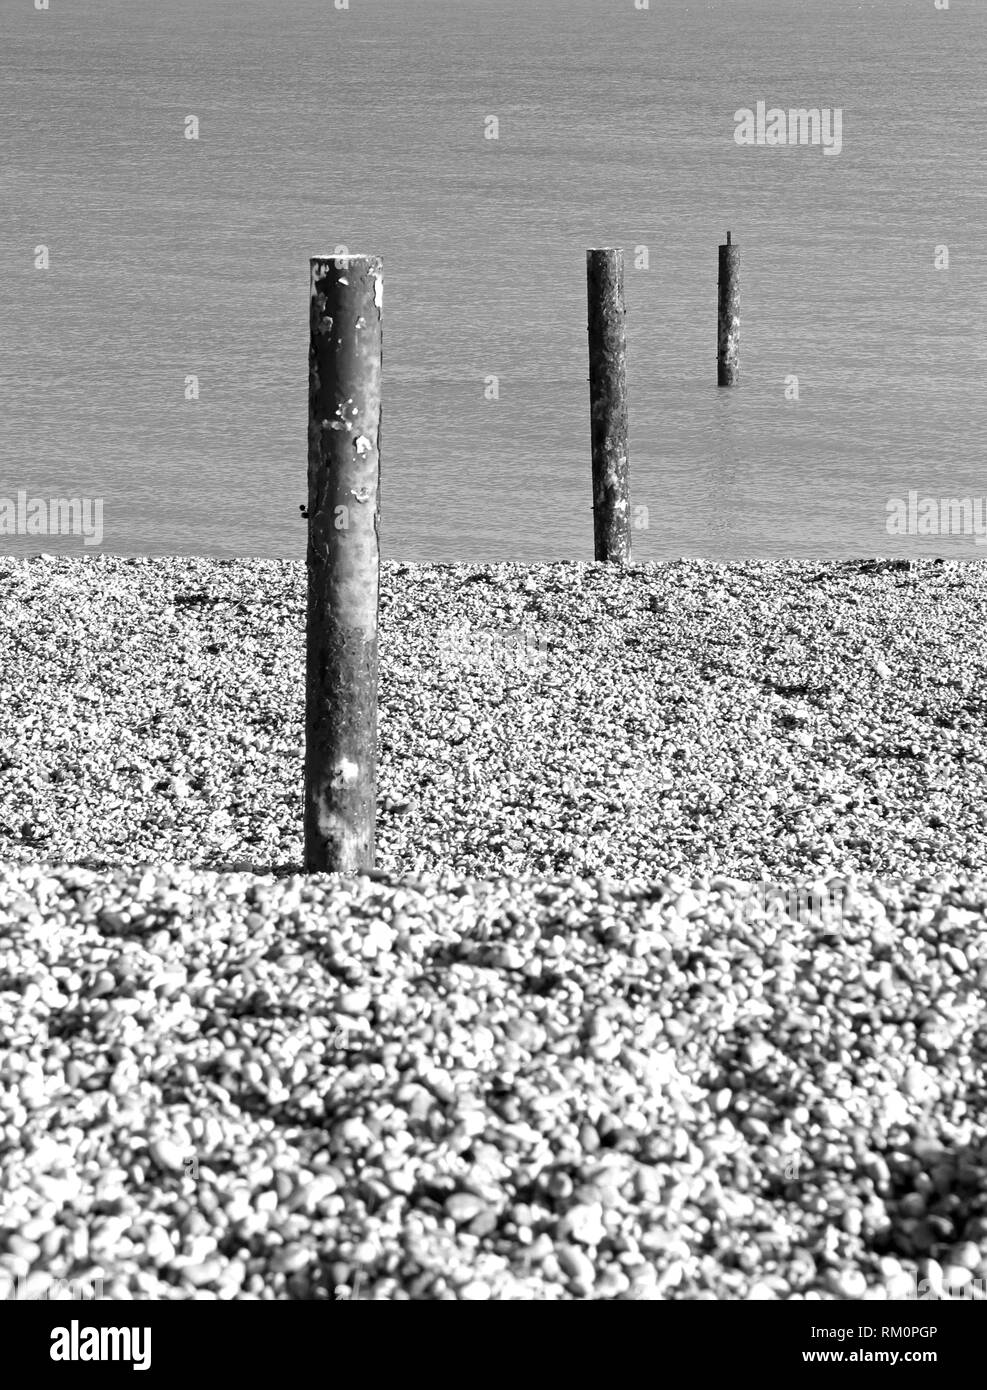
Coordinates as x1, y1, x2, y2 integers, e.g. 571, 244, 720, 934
591, 1265, 626, 1298
886, 1271, 916, 1300
842, 1208, 863, 1238
505, 1019, 546, 1051
145, 1226, 174, 1265
216, 1258, 247, 1292
468, 1210, 499, 1238
148, 1138, 186, 1173
720, 1192, 754, 1220
657, 1260, 685, 1291
902, 1066, 934, 1100
867, 1156, 891, 1188
943, 946, 968, 973
185, 1234, 218, 1264
446, 1193, 487, 1225
182, 1259, 223, 1288
337, 990, 371, 1015
556, 1244, 595, 1295
578, 1123, 600, 1153
6, 1236, 40, 1264
270, 1244, 310, 1274
899, 1192, 926, 1219
827, 1268, 868, 1299
546, 1171, 574, 1201
19, 1217, 53, 1243
817, 1100, 850, 1129
673, 890, 703, 920
557, 1202, 606, 1247
336, 1118, 374, 1147
459, 1280, 492, 1300
40, 1230, 63, 1260
743, 1041, 772, 1070
635, 1166, 663, 1203
950, 1242, 982, 1272
292, 1176, 338, 1217
385, 1167, 416, 1196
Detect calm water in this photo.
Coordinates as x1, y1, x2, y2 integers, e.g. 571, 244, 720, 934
1, 0, 984, 561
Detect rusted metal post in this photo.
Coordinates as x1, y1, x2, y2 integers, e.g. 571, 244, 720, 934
717, 230, 740, 386
586, 248, 630, 562
305, 254, 382, 872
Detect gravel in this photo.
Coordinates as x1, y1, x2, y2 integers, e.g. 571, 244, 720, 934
0, 554, 985, 1300
0, 553, 985, 879
0, 865, 985, 1302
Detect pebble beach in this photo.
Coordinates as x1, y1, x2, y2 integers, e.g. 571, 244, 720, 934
1, 555, 986, 1301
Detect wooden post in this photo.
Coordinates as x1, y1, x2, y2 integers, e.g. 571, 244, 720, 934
305, 254, 382, 872
717, 230, 740, 386
586, 248, 630, 562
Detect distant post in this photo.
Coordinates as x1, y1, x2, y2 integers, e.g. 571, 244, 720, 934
586, 248, 630, 562
717, 230, 740, 386
305, 254, 382, 872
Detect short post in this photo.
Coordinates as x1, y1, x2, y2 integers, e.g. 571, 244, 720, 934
717, 230, 740, 386
586, 248, 630, 562
305, 254, 382, 872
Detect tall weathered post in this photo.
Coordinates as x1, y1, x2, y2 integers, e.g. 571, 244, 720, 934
586, 248, 630, 562
305, 254, 382, 872
717, 230, 740, 386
